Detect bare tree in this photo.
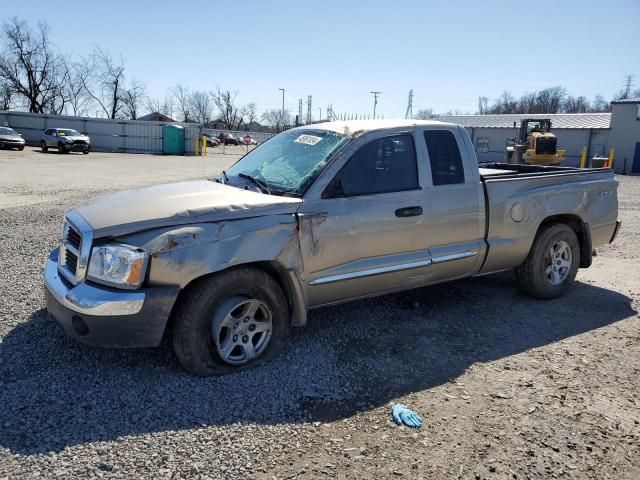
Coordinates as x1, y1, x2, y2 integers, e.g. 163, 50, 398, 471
518, 92, 537, 113
239, 102, 257, 130
121, 79, 146, 119
0, 79, 13, 110
477, 96, 489, 114
78, 47, 125, 118
414, 108, 434, 119
0, 17, 67, 113
534, 86, 566, 113
563, 95, 590, 113
260, 108, 291, 132
190, 90, 212, 124
212, 87, 241, 129
591, 95, 609, 112
146, 93, 175, 119
62, 58, 93, 116
172, 84, 192, 122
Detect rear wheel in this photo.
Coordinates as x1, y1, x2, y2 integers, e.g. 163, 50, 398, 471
516, 223, 580, 298
41, 141, 48, 152
172, 267, 289, 376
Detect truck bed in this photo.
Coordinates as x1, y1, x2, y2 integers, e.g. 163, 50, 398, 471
477, 162, 618, 276
479, 162, 612, 180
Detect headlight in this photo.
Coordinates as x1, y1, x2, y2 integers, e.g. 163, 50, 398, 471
87, 244, 148, 289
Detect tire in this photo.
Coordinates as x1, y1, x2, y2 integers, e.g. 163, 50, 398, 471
57, 142, 68, 154
18, 146, 24, 151
516, 223, 580, 299
41, 141, 48, 153
172, 267, 290, 376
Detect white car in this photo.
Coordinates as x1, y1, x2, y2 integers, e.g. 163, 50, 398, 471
41, 128, 91, 154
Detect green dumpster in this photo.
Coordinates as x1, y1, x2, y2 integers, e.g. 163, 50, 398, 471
162, 124, 185, 155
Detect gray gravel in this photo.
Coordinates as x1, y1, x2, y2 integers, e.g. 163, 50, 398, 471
1, 149, 639, 479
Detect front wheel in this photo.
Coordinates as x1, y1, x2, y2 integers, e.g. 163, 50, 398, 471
172, 267, 289, 376
516, 223, 580, 299
57, 142, 68, 154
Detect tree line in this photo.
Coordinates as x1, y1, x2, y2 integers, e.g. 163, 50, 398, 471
0, 17, 293, 131
413, 81, 639, 119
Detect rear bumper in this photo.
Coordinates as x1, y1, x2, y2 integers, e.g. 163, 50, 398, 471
44, 249, 180, 348
610, 221, 621, 243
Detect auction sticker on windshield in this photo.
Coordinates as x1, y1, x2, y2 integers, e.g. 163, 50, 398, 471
294, 134, 322, 146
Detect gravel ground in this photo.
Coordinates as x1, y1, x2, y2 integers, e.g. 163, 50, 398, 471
1, 149, 639, 479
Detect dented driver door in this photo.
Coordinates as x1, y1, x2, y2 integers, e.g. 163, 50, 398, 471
298, 129, 432, 307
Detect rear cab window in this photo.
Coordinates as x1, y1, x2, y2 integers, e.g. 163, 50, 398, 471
423, 130, 465, 186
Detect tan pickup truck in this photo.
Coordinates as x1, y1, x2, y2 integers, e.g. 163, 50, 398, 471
44, 120, 620, 376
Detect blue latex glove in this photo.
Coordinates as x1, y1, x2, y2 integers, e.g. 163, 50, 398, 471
391, 403, 423, 428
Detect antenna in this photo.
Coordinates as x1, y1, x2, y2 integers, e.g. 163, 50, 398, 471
623, 74, 635, 99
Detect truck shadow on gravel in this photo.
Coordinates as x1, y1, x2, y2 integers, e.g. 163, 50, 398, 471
0, 273, 635, 455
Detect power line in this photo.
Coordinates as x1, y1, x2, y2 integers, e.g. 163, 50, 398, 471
370, 91, 381, 119
405, 89, 413, 119
623, 74, 635, 99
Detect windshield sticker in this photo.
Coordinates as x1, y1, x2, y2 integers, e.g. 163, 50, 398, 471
294, 134, 322, 146
58, 132, 65, 136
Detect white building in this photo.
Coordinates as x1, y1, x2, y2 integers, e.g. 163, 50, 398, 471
440, 98, 640, 174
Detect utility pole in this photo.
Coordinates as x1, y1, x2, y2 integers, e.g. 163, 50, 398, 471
370, 91, 381, 119
306, 95, 312, 124
623, 74, 635, 99
405, 89, 413, 119
278, 88, 285, 131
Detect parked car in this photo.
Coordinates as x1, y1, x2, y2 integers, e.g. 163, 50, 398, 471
0, 126, 25, 150
203, 134, 220, 147
41, 128, 91, 154
217, 133, 240, 146
44, 120, 620, 376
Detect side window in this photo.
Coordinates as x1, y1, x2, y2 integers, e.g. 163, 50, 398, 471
44, 129, 51, 135
475, 137, 490, 153
424, 130, 465, 186
326, 134, 419, 197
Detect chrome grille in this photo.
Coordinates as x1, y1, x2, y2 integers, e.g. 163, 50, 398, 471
64, 249, 78, 274
66, 225, 81, 250
58, 210, 94, 285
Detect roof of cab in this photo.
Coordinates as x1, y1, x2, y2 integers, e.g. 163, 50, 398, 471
290, 119, 456, 136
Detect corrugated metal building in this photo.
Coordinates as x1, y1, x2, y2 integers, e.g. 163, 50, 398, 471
440, 100, 640, 174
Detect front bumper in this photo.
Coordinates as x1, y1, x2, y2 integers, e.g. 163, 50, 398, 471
44, 248, 180, 348
0, 140, 25, 149
63, 143, 90, 152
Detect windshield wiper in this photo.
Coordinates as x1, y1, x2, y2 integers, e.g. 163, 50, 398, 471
238, 173, 271, 195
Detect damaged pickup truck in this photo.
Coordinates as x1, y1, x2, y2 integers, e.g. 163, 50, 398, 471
44, 120, 621, 376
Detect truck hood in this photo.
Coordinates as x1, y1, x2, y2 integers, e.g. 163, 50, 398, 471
63, 135, 90, 142
73, 180, 302, 238
0, 134, 24, 142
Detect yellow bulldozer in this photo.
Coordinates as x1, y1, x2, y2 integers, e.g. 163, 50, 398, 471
504, 119, 566, 166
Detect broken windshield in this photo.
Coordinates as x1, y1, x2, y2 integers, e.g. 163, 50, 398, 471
226, 129, 350, 195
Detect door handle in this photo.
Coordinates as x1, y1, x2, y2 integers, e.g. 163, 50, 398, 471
395, 206, 423, 217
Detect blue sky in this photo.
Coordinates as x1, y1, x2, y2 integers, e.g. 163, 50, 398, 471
4, 0, 640, 119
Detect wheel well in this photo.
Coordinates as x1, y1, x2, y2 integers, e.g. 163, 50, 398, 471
538, 214, 592, 268
165, 262, 304, 337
